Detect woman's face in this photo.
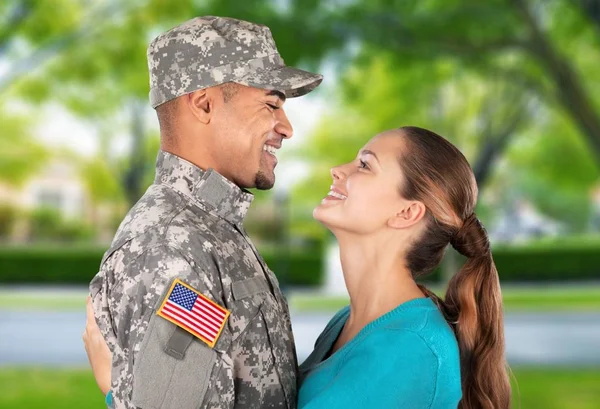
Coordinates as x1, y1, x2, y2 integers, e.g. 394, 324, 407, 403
313, 131, 411, 235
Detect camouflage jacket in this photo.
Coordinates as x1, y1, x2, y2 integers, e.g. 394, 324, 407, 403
90, 150, 297, 409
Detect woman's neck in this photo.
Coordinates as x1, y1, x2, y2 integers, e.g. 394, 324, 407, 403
336, 235, 425, 337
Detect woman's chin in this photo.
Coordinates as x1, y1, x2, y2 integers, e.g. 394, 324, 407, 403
312, 206, 324, 222
312, 205, 331, 224
312, 206, 341, 231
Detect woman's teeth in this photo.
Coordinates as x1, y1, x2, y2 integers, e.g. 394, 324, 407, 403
327, 190, 347, 200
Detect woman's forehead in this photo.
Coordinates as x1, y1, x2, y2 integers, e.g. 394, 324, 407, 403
361, 131, 404, 158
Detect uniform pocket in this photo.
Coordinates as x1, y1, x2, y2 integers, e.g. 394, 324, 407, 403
232, 276, 297, 408
132, 313, 217, 409
259, 294, 298, 409
231, 276, 271, 300
228, 276, 270, 341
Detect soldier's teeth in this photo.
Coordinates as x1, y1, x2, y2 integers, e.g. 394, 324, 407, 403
263, 145, 277, 155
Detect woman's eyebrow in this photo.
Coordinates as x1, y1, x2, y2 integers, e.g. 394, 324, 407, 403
360, 149, 380, 163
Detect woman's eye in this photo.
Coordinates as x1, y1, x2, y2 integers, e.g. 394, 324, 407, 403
266, 103, 280, 110
359, 160, 369, 169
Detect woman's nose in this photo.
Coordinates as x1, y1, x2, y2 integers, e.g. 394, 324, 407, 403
330, 165, 344, 180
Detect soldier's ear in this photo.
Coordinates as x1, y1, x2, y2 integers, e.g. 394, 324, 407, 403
187, 90, 212, 124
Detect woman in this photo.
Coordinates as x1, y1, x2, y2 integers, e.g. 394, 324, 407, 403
84, 126, 511, 408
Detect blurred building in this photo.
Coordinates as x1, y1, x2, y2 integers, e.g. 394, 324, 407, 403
0, 158, 121, 243
21, 160, 87, 220
589, 183, 600, 232
490, 198, 564, 243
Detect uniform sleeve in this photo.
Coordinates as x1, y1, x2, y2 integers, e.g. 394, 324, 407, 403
300, 330, 439, 409
96, 244, 232, 409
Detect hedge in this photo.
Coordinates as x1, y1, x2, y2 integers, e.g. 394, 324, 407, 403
0, 245, 323, 286
492, 245, 600, 281
0, 243, 598, 286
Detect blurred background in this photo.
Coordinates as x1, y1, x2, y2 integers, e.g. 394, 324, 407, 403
0, 0, 599, 408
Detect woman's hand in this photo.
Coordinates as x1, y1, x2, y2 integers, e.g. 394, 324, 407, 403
83, 295, 113, 395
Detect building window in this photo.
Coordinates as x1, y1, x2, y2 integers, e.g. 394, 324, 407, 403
36, 190, 63, 211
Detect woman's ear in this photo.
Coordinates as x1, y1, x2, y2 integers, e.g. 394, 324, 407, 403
388, 201, 427, 229
186, 89, 212, 124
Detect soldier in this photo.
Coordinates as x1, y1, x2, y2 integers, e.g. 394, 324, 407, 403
87, 16, 322, 409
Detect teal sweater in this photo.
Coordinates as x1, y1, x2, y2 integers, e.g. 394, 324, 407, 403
298, 298, 462, 408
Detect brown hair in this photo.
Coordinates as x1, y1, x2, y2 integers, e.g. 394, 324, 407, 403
220, 82, 241, 103
397, 126, 511, 409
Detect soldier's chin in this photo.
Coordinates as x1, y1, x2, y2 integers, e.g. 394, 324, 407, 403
255, 171, 275, 190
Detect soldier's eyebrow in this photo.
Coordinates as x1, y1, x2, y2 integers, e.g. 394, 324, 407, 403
266, 90, 286, 103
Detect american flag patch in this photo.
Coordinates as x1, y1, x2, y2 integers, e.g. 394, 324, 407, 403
157, 279, 230, 348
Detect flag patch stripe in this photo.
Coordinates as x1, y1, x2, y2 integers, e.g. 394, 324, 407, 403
162, 303, 218, 338
193, 303, 226, 328
197, 296, 227, 318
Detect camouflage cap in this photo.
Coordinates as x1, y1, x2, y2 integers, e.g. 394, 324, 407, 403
147, 16, 323, 108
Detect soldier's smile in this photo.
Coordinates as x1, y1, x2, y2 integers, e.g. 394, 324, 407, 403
262, 145, 278, 167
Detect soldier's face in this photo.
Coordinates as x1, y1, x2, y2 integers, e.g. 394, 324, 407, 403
213, 84, 293, 190
313, 133, 410, 235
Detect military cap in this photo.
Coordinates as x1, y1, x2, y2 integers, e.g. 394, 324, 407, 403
147, 16, 323, 108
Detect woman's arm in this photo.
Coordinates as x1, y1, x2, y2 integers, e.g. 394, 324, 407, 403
82, 295, 113, 395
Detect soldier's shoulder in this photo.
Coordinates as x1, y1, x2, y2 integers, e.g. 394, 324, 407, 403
113, 185, 185, 239
105, 218, 218, 269
102, 184, 226, 268
102, 186, 184, 262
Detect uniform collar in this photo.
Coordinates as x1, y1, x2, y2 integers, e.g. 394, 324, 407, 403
154, 150, 254, 225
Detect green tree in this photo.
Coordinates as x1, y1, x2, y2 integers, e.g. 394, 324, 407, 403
1, 0, 342, 205
297, 0, 600, 166
0, 105, 48, 185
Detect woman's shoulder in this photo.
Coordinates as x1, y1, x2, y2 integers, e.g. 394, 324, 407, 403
344, 304, 461, 393
356, 298, 460, 366
384, 299, 458, 356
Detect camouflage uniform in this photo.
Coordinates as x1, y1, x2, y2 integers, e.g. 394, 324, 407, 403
89, 15, 322, 409
90, 151, 298, 409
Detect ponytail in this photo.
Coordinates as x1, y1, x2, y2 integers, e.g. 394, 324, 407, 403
444, 215, 510, 409
395, 126, 511, 408
415, 214, 510, 408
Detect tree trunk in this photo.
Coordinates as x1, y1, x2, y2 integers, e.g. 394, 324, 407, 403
512, 0, 600, 166
122, 101, 147, 206
0, 0, 33, 55
472, 101, 528, 187
573, 0, 600, 35
441, 93, 529, 284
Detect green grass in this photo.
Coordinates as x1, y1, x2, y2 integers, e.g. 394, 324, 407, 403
0, 367, 597, 408
501, 287, 600, 310
289, 285, 600, 312
0, 368, 106, 409
0, 291, 86, 310
1, 285, 600, 312
510, 368, 600, 409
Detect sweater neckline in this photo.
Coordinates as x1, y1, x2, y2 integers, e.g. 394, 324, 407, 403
316, 297, 436, 367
